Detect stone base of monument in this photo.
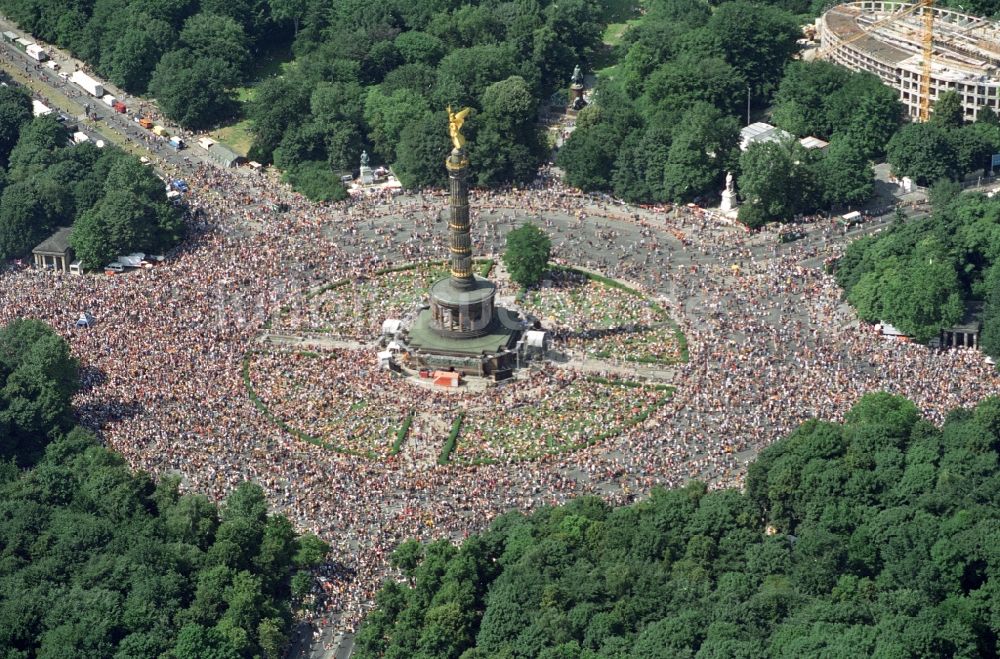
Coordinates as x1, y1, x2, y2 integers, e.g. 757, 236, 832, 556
428, 276, 497, 338
720, 189, 738, 213
360, 166, 375, 185
406, 304, 522, 377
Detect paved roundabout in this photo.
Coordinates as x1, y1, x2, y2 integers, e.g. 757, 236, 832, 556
247, 260, 683, 466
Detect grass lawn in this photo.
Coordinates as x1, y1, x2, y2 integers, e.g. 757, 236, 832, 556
594, 0, 644, 79
211, 47, 296, 157
209, 119, 254, 157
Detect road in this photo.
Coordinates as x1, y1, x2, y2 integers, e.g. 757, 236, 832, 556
0, 14, 216, 176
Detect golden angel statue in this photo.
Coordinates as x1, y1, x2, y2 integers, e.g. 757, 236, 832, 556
447, 105, 472, 151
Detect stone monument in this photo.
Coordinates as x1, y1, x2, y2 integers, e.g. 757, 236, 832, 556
427, 106, 497, 338
569, 64, 586, 111
359, 150, 374, 185
720, 171, 739, 213
402, 106, 522, 376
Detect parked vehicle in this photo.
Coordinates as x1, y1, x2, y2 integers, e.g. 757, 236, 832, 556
31, 100, 52, 117
70, 71, 103, 97
25, 44, 48, 61
168, 136, 185, 150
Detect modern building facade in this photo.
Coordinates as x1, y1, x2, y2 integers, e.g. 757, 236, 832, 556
819, 2, 1000, 121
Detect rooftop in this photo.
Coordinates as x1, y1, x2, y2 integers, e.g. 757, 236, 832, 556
33, 227, 73, 255
740, 122, 794, 151
824, 2, 1000, 81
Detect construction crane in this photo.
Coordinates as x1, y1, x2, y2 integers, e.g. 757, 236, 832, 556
815, 0, 936, 121
918, 0, 935, 122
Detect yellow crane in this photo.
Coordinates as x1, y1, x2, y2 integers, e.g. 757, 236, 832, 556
918, 0, 935, 122
816, 0, 936, 121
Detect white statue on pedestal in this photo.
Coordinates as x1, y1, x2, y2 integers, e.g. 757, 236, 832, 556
721, 171, 738, 212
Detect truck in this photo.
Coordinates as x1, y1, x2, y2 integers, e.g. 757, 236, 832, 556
70, 71, 103, 98
71, 131, 89, 145
168, 136, 185, 150
112, 100, 126, 113
31, 100, 52, 117
13, 38, 30, 52
101, 93, 115, 107
25, 44, 47, 62
1, 32, 17, 44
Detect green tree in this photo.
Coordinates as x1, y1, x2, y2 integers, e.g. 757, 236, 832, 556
886, 123, 959, 185
8, 116, 68, 182
931, 90, 965, 128
770, 60, 851, 138
180, 12, 250, 80
738, 140, 820, 228
0, 85, 33, 166
557, 122, 618, 192
247, 75, 311, 163
100, 16, 175, 92
981, 265, 1000, 360
503, 223, 551, 288
0, 180, 68, 260
267, 0, 307, 37
471, 76, 545, 186
661, 102, 739, 203
394, 111, 450, 189
149, 49, 239, 130
820, 136, 874, 208
0, 319, 79, 465
281, 161, 349, 202
701, 1, 799, 98
643, 55, 745, 117
364, 87, 431, 164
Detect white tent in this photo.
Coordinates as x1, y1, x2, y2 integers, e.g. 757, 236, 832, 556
74, 312, 95, 328
382, 319, 402, 336
525, 330, 547, 349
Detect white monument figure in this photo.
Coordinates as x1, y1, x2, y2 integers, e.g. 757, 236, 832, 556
720, 171, 739, 212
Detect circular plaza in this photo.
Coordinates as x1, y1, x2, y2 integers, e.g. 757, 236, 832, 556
247, 258, 685, 466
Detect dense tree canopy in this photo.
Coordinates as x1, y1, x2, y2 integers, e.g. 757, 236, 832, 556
0, 446, 329, 657
0, 319, 78, 466
0, 100, 182, 265
836, 190, 1000, 347
242, 0, 607, 194
0, 319, 329, 657
559, 0, 810, 205
356, 392, 1000, 658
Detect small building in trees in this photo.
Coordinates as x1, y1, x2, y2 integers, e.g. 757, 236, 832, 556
739, 122, 794, 151
32, 227, 74, 273
206, 143, 241, 168
938, 305, 983, 350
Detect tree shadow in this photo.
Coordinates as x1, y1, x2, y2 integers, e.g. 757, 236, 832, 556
75, 398, 145, 430
77, 365, 107, 393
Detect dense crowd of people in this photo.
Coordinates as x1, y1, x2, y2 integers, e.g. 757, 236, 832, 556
1, 152, 997, 646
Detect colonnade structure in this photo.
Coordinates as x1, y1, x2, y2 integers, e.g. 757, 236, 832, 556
819, 2, 1000, 121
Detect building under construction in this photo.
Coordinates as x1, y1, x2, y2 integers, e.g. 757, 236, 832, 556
819, 2, 1000, 121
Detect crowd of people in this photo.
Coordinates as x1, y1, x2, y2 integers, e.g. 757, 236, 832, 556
1, 149, 997, 647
